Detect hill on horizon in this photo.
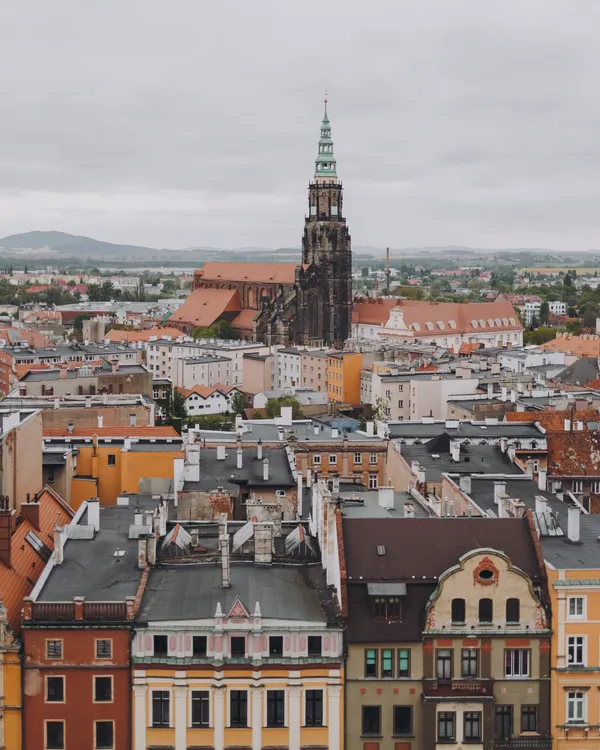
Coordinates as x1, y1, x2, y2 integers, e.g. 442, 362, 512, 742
0, 230, 158, 256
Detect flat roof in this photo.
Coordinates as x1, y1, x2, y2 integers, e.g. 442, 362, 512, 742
194, 421, 385, 444
400, 442, 524, 482
542, 514, 600, 569
339, 489, 430, 519
388, 421, 544, 440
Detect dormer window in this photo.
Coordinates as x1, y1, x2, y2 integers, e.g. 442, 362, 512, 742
437, 321, 445, 329
502, 317, 508, 326
487, 318, 494, 327
509, 317, 516, 325
413, 323, 420, 332
368, 583, 406, 620
448, 320, 456, 329
472, 320, 478, 328
495, 318, 501, 326
479, 319, 486, 327
426, 321, 434, 330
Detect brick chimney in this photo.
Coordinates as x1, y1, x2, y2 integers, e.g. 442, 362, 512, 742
0, 499, 16, 568
20, 498, 40, 530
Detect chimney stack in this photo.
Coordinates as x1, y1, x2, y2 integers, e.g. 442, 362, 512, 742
459, 475, 472, 494
97, 415, 103, 429
535, 495, 549, 515
377, 486, 394, 510
67, 423, 74, 435
567, 505, 581, 544
217, 444, 226, 461
236, 448, 243, 470
404, 502, 415, 518
494, 482, 506, 506
450, 440, 460, 463
257, 439, 263, 461
138, 535, 148, 569
20, 501, 40, 530
220, 533, 231, 587
53, 525, 64, 564
129, 413, 137, 427
263, 457, 269, 481
0, 502, 15, 568
87, 498, 100, 532
254, 523, 273, 564
538, 469, 547, 491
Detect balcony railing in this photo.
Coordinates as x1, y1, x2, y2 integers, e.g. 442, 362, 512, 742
31, 602, 74, 620
28, 600, 130, 622
494, 740, 553, 749
423, 678, 494, 699
83, 602, 127, 620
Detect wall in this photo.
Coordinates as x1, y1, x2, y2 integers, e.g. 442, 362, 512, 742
301, 353, 328, 392
98, 370, 153, 396
41, 404, 152, 430
295, 445, 387, 488
242, 355, 274, 395
0, 646, 21, 750
23, 627, 131, 750
0, 411, 43, 511
385, 442, 416, 493
44, 451, 76, 508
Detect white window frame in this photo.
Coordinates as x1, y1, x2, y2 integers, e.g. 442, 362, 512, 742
354, 453, 361, 464
189, 689, 212, 729
567, 635, 586, 667
566, 691, 586, 724
313, 454, 322, 466
592, 481, 600, 494
368, 474, 378, 489
505, 649, 530, 678
568, 596, 586, 620
572, 480, 583, 494
328, 454, 337, 464
148, 687, 173, 728
369, 453, 377, 465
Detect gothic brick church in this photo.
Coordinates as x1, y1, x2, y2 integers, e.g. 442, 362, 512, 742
170, 103, 352, 348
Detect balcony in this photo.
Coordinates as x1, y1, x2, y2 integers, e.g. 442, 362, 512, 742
494, 741, 552, 749
423, 678, 494, 700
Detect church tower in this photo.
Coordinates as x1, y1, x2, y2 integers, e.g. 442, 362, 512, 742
300, 100, 352, 349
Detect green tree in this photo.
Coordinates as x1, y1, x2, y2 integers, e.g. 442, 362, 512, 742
565, 319, 581, 335
192, 320, 238, 340
73, 314, 92, 333
523, 327, 556, 345
265, 396, 303, 420
231, 391, 247, 416
169, 389, 188, 421
539, 301, 550, 324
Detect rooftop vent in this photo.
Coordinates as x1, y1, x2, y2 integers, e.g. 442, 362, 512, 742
376, 545, 386, 556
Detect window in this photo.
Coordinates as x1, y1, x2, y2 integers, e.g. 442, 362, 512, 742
329, 454, 337, 464
461, 649, 478, 678
362, 706, 381, 736
568, 597, 585, 620
96, 639, 112, 659
230, 636, 245, 657
368, 474, 378, 489
521, 705, 538, 733
305, 689, 323, 727
571, 480, 583, 494
46, 676, 64, 702
308, 635, 322, 656
152, 690, 170, 727
568, 636, 585, 666
95, 721, 114, 749
365, 648, 378, 677
479, 598, 493, 623
269, 636, 283, 657
567, 691, 585, 723
451, 598, 465, 624
46, 639, 63, 659
506, 598, 520, 624
107, 454, 116, 466
230, 690, 248, 727
437, 712, 455, 742
464, 712, 481, 742
495, 705, 513, 740
398, 649, 410, 677
393, 705, 412, 736
398, 400, 404, 408
46, 721, 65, 749
382, 649, 394, 677
369, 453, 377, 464
505, 649, 530, 677
313, 454, 322, 466
592, 481, 600, 494
354, 453, 361, 464
193, 635, 207, 657
153, 635, 168, 657
191, 691, 210, 728
267, 690, 285, 727
436, 649, 452, 679
94, 676, 113, 702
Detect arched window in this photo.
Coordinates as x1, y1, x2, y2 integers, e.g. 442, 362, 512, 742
479, 598, 493, 624
506, 598, 520, 624
451, 598, 466, 624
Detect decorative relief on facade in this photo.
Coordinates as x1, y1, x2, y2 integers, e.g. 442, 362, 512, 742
472, 556, 500, 586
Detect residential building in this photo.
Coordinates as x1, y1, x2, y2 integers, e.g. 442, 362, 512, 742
0, 602, 20, 750
21, 496, 163, 750
274, 347, 303, 389
0, 408, 43, 510
498, 349, 567, 375
328, 352, 362, 404
351, 298, 523, 349
547, 430, 600, 512
42, 424, 184, 507
301, 349, 329, 392
173, 355, 233, 389
16, 362, 153, 397
242, 352, 274, 395
540, 332, 600, 358
180, 385, 242, 417
341, 516, 551, 749
132, 518, 343, 750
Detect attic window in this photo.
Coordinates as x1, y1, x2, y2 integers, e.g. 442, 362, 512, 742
26, 530, 51, 562
472, 320, 478, 328
478, 568, 495, 582
509, 317, 516, 325
426, 321, 434, 330
412, 323, 420, 331
437, 321, 445, 329
374, 597, 402, 620
502, 317, 508, 326
479, 319, 486, 327
495, 318, 501, 326
487, 318, 494, 327
376, 545, 386, 556
448, 320, 456, 329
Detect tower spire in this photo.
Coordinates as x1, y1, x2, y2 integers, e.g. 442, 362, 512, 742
314, 97, 337, 183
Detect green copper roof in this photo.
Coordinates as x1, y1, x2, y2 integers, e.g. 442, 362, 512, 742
314, 100, 337, 180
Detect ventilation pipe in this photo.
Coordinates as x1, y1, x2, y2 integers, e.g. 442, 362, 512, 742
97, 415, 103, 428
567, 506, 581, 544
237, 448, 243, 470
257, 439, 263, 460
263, 458, 269, 481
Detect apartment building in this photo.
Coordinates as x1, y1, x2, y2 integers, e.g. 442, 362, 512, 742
242, 352, 274, 395
274, 347, 303, 388
341, 516, 551, 749
16, 362, 153, 398
328, 352, 362, 404
301, 349, 329, 392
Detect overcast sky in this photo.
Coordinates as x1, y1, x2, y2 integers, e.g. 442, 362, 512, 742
2, 0, 600, 251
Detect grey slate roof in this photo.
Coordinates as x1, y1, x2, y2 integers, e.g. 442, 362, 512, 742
388, 421, 544, 440
542, 513, 600, 569
138, 564, 330, 623
463, 476, 566, 519
553, 357, 600, 386
339, 489, 430, 519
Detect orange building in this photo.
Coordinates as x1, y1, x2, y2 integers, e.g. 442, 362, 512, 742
42, 425, 184, 508
327, 352, 362, 404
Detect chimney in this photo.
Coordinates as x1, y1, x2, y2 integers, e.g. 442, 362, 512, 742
146, 534, 157, 565
305, 467, 312, 488
314, 425, 320, 436
87, 498, 100, 532
538, 469, 547, 491
510, 389, 517, 403
137, 535, 147, 569
404, 502, 415, 518
378, 486, 394, 510
500, 437, 508, 454
0, 503, 15, 568
487, 382, 494, 398
564, 418, 571, 432
254, 522, 273, 564
501, 386, 507, 402
450, 440, 460, 463
459, 475, 472, 494
53, 525, 64, 564
526, 460, 534, 478
218, 512, 228, 540
263, 458, 269, 481
236, 448, 243, 470
20, 501, 40, 530
365, 421, 375, 437
216, 444, 226, 461
257, 439, 263, 460
331, 427, 339, 438
535, 495, 549, 515
448, 501, 455, 517
67, 423, 74, 435
507, 445, 516, 463
133, 509, 143, 527
332, 474, 340, 493
97, 415, 104, 429
129, 413, 137, 427
220, 534, 231, 587
494, 482, 506, 505
567, 506, 581, 544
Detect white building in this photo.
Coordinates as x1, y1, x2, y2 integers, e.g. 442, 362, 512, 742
173, 355, 232, 389
181, 385, 241, 416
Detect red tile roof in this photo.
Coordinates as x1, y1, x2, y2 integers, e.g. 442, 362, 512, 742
230, 309, 257, 331
505, 409, 600, 430
103, 327, 184, 343
179, 384, 237, 399
0, 487, 74, 634
195, 262, 298, 285
169, 289, 241, 328
43, 426, 180, 438
547, 430, 600, 476
541, 334, 600, 357
0, 327, 50, 348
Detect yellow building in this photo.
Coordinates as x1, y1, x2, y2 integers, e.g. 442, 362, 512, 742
0, 603, 21, 750
327, 352, 362, 404
133, 523, 343, 750
42, 425, 184, 508
543, 506, 600, 746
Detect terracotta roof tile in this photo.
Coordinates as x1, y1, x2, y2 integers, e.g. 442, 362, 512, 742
103, 327, 184, 343
194, 262, 298, 285
43, 426, 180, 438
505, 409, 600, 430
169, 289, 241, 328
547, 430, 600, 476
230, 309, 257, 330
179, 384, 237, 399
541, 334, 600, 357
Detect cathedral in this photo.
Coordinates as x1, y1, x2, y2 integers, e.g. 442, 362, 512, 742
170, 103, 353, 348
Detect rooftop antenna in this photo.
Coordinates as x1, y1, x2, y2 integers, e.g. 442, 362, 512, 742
385, 247, 391, 295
